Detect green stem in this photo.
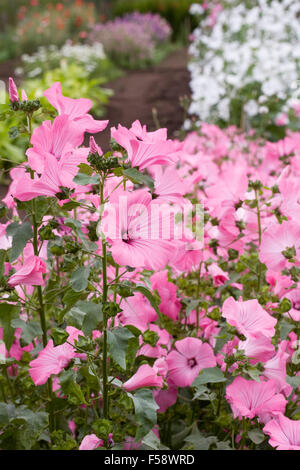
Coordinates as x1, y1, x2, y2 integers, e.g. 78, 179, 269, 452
255, 189, 262, 247
3, 367, 14, 402
0, 381, 7, 403
113, 266, 119, 303
255, 189, 262, 292
196, 262, 202, 333
31, 197, 55, 433
100, 178, 109, 420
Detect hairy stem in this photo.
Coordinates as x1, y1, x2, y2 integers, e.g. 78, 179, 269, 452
100, 178, 109, 420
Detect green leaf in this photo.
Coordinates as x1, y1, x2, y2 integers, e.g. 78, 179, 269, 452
107, 327, 134, 370
129, 389, 159, 440
77, 163, 93, 175
65, 218, 98, 252
10, 319, 42, 346
280, 320, 294, 340
215, 441, 232, 450
59, 369, 88, 405
68, 301, 102, 335
247, 368, 261, 382
61, 200, 81, 211
123, 168, 154, 191
292, 349, 300, 365
184, 425, 216, 450
248, 428, 266, 445
192, 367, 226, 386
286, 375, 300, 390
0, 303, 20, 349
73, 173, 100, 186
140, 430, 169, 450
186, 299, 200, 317
70, 266, 90, 292
0, 403, 15, 426
11, 406, 48, 450
6, 222, 33, 262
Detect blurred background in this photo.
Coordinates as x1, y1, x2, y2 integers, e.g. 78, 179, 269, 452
0, 0, 197, 182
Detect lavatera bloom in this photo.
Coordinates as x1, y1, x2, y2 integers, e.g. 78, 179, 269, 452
8, 255, 47, 287
166, 337, 216, 388
99, 189, 176, 270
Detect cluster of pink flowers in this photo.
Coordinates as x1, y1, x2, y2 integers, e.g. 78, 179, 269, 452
1, 78, 300, 450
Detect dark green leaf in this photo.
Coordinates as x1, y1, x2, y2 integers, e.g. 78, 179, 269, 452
0, 403, 15, 426
59, 369, 88, 405
10, 319, 42, 345
184, 425, 215, 450
0, 303, 20, 349
6, 222, 33, 262
193, 367, 226, 386
107, 327, 134, 370
69, 301, 102, 335
70, 266, 90, 292
11, 406, 48, 450
129, 389, 159, 440
123, 168, 154, 191
73, 173, 100, 186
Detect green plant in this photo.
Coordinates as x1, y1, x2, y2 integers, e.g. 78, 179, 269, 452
0, 107, 28, 182
22, 62, 113, 118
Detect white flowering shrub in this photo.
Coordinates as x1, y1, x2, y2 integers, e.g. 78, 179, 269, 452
188, 0, 300, 139
16, 42, 108, 79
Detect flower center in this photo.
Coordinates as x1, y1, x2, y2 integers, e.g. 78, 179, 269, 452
121, 230, 130, 243
293, 300, 300, 311
187, 357, 197, 368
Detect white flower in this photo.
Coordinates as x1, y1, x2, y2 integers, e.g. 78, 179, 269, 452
244, 100, 259, 117
188, 0, 300, 126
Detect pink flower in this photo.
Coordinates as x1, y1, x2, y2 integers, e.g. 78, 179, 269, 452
21, 89, 28, 101
101, 189, 174, 270
138, 325, 171, 358
263, 342, 292, 396
166, 337, 216, 388
89, 136, 102, 155
29, 339, 77, 385
259, 221, 300, 272
79, 434, 104, 450
239, 333, 275, 364
9, 77, 19, 102
226, 377, 287, 423
222, 297, 277, 339
111, 122, 177, 170
150, 270, 181, 321
150, 165, 188, 205
207, 263, 229, 286
8, 255, 47, 287
14, 147, 89, 201
263, 414, 300, 450
44, 82, 108, 134
154, 380, 178, 413
26, 115, 85, 174
282, 288, 300, 321
123, 364, 163, 392
118, 292, 157, 332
